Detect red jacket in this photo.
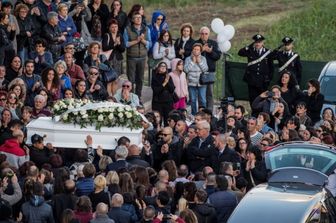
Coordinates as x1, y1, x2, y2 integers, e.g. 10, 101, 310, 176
0, 138, 28, 168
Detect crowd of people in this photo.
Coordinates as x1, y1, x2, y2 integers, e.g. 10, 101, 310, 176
0, 0, 335, 223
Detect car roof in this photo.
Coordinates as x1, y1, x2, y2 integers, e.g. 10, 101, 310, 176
271, 141, 335, 151
319, 61, 336, 78
228, 184, 324, 223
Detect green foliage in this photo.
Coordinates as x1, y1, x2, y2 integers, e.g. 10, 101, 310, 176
231, 0, 336, 62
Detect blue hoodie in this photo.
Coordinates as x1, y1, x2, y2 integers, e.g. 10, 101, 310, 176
149, 10, 169, 53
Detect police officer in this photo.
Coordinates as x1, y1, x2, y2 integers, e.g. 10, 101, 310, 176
238, 34, 274, 111
273, 36, 302, 85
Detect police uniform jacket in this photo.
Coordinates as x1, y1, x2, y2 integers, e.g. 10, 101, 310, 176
273, 50, 302, 83
238, 46, 274, 88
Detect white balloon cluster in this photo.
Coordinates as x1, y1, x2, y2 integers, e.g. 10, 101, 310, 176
211, 18, 235, 53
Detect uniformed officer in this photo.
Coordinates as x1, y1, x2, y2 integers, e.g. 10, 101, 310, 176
238, 34, 274, 111
273, 36, 302, 85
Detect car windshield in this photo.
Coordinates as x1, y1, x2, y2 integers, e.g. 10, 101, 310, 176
265, 146, 336, 175
320, 76, 336, 102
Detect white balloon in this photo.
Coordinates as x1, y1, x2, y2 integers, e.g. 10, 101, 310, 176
219, 41, 231, 53
211, 18, 225, 34
222, 25, 235, 40
217, 32, 228, 43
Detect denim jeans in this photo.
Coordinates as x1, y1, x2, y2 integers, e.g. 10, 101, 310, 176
18, 47, 28, 64
189, 85, 207, 115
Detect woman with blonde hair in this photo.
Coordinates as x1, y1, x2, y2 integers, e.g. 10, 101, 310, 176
88, 175, 111, 211
106, 170, 121, 195
180, 209, 198, 223
177, 197, 188, 214
98, 155, 112, 174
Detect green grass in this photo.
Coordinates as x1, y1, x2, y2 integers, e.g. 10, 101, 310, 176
230, 0, 336, 62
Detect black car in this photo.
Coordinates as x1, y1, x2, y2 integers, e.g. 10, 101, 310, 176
228, 142, 336, 223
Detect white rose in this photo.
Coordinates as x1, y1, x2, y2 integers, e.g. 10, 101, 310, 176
103, 108, 109, 112
98, 114, 104, 121
126, 112, 132, 119
109, 107, 115, 113
98, 108, 104, 113
117, 107, 123, 112
68, 105, 74, 110
54, 105, 60, 110
125, 106, 131, 111
73, 111, 78, 115
62, 114, 68, 121
108, 113, 114, 120
82, 114, 89, 119
118, 113, 123, 118
80, 110, 87, 115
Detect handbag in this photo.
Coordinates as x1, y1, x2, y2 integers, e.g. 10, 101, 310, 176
101, 33, 113, 59
101, 67, 118, 83
200, 72, 216, 85
147, 43, 162, 69
196, 63, 215, 85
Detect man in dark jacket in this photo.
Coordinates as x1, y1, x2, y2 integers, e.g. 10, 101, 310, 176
90, 203, 115, 223
195, 26, 221, 110
107, 146, 130, 172
192, 189, 217, 223
52, 179, 78, 223
208, 175, 238, 223
21, 181, 54, 223
126, 144, 150, 167
152, 127, 183, 170
108, 193, 131, 223
238, 34, 274, 111
187, 120, 216, 173
211, 134, 240, 174
29, 134, 54, 169
20, 60, 42, 107
41, 11, 66, 61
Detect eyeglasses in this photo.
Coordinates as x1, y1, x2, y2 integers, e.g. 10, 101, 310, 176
89, 72, 99, 76
122, 85, 131, 88
162, 133, 170, 137
316, 129, 322, 132
239, 141, 247, 145
200, 33, 209, 35
0, 98, 6, 101
157, 18, 163, 21
9, 96, 17, 100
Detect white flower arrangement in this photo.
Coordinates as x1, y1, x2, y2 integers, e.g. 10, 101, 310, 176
52, 99, 143, 131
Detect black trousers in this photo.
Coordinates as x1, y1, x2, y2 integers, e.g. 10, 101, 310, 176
152, 101, 173, 126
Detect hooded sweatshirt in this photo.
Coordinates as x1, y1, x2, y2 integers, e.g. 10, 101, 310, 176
21, 195, 55, 223
149, 10, 168, 53
169, 58, 188, 98
0, 139, 29, 169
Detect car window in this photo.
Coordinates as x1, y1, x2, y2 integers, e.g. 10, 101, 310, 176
265, 146, 336, 175
320, 77, 336, 102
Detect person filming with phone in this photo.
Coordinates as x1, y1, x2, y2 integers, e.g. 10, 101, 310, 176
252, 85, 288, 116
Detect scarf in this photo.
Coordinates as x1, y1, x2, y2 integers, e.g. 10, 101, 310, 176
181, 36, 190, 48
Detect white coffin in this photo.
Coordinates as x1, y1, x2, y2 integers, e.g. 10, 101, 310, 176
26, 117, 143, 149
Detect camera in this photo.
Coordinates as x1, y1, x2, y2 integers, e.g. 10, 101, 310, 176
267, 91, 274, 98
220, 97, 235, 114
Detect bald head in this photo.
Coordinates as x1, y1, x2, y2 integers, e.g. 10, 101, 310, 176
96, 202, 109, 215
128, 144, 140, 156
111, 193, 124, 207
64, 179, 75, 193
158, 169, 169, 182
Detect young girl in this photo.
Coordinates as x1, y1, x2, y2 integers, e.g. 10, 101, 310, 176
169, 58, 188, 109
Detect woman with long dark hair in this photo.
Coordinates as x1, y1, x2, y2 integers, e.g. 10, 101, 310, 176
41, 67, 61, 102
151, 62, 175, 125
152, 30, 175, 72
300, 79, 324, 125
277, 70, 300, 114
